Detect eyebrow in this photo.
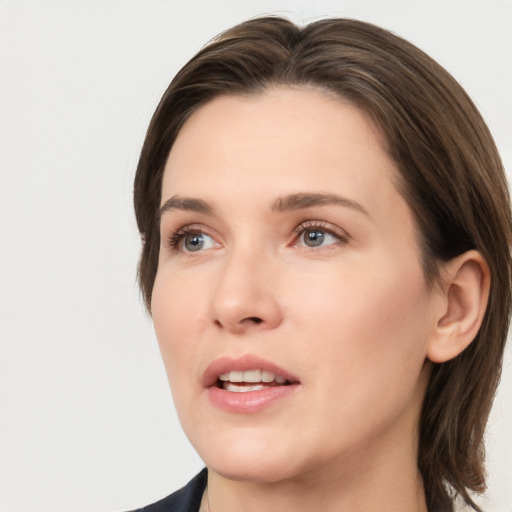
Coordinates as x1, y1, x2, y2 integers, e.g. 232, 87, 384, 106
158, 195, 214, 221
158, 191, 368, 223
272, 193, 368, 215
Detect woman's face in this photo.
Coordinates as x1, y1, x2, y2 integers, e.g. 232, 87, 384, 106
152, 87, 440, 483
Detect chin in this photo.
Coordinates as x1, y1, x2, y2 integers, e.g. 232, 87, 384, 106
191, 431, 306, 484
208, 457, 300, 484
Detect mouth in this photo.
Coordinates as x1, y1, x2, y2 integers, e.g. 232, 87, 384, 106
204, 355, 300, 413
217, 369, 293, 392
204, 355, 300, 390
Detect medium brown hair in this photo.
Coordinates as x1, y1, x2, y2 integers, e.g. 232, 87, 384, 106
134, 17, 512, 511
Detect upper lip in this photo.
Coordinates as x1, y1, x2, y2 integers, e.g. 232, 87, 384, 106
202, 354, 300, 388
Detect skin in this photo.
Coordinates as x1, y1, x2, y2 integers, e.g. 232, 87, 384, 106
151, 87, 450, 511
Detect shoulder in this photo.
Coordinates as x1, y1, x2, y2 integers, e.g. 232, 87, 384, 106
127, 469, 208, 512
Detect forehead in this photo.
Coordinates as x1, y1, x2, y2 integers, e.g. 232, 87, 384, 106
163, 87, 395, 197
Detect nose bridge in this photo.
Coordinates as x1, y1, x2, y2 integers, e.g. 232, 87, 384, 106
210, 241, 282, 332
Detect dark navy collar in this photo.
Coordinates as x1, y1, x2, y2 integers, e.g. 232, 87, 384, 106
130, 469, 207, 512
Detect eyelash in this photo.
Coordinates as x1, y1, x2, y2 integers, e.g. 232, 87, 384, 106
165, 220, 349, 252
293, 220, 349, 246
166, 224, 209, 250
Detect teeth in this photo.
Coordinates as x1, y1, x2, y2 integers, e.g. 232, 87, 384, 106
229, 371, 244, 382
218, 369, 287, 384
243, 369, 261, 382
261, 371, 274, 383
225, 383, 266, 393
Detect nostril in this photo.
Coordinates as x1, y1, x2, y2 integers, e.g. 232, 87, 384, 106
213, 316, 266, 329
245, 316, 263, 324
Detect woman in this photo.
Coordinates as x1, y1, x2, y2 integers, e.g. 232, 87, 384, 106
131, 17, 511, 512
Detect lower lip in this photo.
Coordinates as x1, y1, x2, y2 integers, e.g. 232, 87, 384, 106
208, 384, 299, 413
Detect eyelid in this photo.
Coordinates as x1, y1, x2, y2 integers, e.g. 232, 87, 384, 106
292, 220, 350, 245
164, 223, 220, 251
162, 219, 349, 253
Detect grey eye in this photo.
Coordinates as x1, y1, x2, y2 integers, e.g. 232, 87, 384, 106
298, 228, 340, 248
184, 233, 204, 251
183, 232, 216, 252
303, 229, 325, 247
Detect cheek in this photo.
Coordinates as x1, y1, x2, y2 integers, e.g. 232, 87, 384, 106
151, 271, 208, 386
311, 264, 431, 435
286, 254, 431, 387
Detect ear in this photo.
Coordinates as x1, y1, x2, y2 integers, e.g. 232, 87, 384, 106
427, 250, 490, 363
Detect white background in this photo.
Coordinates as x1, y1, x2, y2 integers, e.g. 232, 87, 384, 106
0, 1, 510, 511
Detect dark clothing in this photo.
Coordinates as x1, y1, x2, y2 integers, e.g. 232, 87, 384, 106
129, 469, 207, 512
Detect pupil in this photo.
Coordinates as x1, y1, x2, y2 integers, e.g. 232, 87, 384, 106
185, 233, 203, 251
305, 229, 324, 247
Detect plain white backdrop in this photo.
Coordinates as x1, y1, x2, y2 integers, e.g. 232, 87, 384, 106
0, 1, 510, 511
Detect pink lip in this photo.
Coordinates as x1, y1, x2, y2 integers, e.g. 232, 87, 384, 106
203, 355, 301, 414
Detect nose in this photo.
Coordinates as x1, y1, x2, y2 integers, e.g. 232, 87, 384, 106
209, 247, 283, 334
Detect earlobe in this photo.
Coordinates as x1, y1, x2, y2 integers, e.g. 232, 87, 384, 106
427, 250, 490, 363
